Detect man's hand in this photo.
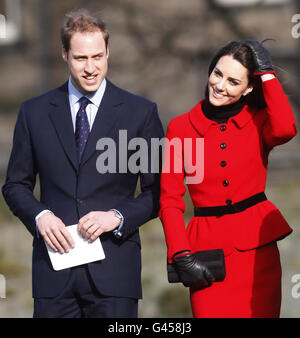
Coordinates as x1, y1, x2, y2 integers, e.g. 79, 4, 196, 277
78, 211, 121, 242
37, 212, 75, 253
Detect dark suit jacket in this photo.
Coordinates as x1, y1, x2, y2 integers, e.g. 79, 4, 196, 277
2, 79, 164, 299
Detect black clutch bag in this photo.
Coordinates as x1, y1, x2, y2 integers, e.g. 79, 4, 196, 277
167, 249, 226, 283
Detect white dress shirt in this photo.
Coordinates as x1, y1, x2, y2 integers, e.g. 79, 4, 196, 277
68, 76, 106, 132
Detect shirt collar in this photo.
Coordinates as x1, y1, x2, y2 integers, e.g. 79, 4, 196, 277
68, 77, 107, 108
188, 99, 256, 136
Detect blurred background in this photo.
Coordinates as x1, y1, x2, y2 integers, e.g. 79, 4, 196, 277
0, 0, 299, 317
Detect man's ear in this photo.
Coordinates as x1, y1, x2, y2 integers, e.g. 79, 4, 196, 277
62, 48, 68, 62
106, 47, 109, 59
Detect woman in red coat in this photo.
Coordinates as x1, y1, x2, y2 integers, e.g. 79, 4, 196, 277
159, 40, 297, 318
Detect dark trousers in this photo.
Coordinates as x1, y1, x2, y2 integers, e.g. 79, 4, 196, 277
33, 265, 138, 318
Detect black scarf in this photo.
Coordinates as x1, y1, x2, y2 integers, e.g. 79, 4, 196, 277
202, 97, 246, 124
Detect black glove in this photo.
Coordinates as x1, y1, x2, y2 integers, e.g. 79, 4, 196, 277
173, 252, 215, 289
242, 40, 275, 75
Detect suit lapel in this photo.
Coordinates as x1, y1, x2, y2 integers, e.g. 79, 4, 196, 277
48, 82, 79, 171
80, 79, 124, 167
48, 80, 124, 171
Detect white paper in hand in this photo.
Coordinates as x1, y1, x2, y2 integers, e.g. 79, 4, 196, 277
45, 224, 105, 271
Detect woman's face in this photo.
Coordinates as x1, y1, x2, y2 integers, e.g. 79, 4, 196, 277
208, 55, 253, 106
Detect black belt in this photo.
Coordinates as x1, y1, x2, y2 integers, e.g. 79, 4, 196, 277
194, 192, 267, 217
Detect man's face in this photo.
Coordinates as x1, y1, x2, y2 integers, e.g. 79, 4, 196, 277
62, 30, 109, 94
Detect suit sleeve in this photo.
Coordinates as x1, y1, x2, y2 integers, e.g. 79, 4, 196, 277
113, 103, 164, 238
159, 120, 192, 263
2, 103, 47, 236
262, 77, 297, 149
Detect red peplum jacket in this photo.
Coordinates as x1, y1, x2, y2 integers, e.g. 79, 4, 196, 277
159, 78, 297, 263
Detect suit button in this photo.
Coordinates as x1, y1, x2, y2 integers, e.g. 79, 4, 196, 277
226, 199, 232, 205
77, 198, 83, 204
220, 125, 227, 131
220, 160, 227, 167
223, 180, 229, 187
220, 143, 227, 149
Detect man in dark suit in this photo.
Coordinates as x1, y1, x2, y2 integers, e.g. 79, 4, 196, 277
2, 9, 164, 318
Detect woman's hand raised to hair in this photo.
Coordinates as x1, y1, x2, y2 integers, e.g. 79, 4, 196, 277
242, 40, 275, 76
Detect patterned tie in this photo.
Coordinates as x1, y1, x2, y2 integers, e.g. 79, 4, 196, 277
75, 96, 90, 163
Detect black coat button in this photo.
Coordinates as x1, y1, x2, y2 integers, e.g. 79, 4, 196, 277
222, 180, 229, 187
220, 125, 227, 131
220, 143, 227, 149
226, 199, 232, 205
220, 161, 227, 167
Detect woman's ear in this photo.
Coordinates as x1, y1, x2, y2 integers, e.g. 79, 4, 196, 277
243, 85, 254, 96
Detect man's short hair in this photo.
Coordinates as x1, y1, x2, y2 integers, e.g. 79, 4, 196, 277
61, 8, 109, 52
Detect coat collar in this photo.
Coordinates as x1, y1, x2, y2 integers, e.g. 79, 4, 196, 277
48, 79, 124, 171
68, 77, 107, 109
188, 99, 256, 136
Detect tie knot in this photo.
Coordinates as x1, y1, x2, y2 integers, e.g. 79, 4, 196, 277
79, 96, 90, 110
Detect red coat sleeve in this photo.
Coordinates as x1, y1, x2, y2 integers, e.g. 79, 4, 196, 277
159, 119, 192, 262
262, 78, 297, 148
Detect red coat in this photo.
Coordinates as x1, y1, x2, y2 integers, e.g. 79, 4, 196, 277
160, 78, 297, 263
